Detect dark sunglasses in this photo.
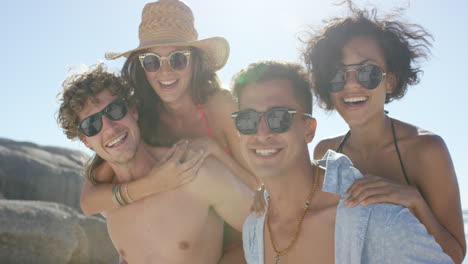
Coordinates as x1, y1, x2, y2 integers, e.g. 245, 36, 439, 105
138, 50, 191, 72
231, 107, 313, 135
329, 64, 386, 92
78, 98, 128, 137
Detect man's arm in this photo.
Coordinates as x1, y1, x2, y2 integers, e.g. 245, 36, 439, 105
190, 156, 252, 232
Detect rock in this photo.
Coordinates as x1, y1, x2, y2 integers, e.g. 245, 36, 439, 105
0, 138, 118, 263
0, 138, 88, 211
0, 200, 118, 263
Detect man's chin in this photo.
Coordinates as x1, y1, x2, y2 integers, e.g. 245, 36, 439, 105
254, 168, 283, 180
101, 149, 137, 166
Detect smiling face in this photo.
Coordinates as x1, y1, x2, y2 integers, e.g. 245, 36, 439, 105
143, 46, 193, 104
330, 36, 394, 126
238, 79, 316, 179
79, 90, 141, 165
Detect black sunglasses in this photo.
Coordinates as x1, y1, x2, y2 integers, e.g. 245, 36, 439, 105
78, 98, 128, 137
329, 64, 386, 92
138, 50, 191, 72
231, 107, 313, 135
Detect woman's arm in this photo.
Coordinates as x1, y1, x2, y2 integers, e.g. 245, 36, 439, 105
407, 135, 465, 263
189, 135, 258, 190
344, 135, 465, 263
80, 140, 206, 216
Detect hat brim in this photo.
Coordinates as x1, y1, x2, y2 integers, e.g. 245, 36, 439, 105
105, 37, 229, 72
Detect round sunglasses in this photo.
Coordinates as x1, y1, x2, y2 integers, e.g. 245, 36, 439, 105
329, 64, 386, 92
78, 98, 128, 137
138, 50, 191, 72
231, 107, 313, 135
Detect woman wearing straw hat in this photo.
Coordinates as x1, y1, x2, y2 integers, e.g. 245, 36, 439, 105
79, 0, 258, 263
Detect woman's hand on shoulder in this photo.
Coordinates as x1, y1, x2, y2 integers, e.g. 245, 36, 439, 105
344, 174, 424, 212
148, 139, 208, 192
207, 89, 237, 118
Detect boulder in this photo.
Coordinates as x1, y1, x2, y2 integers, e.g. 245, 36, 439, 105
0, 138, 88, 211
0, 138, 118, 263
0, 200, 118, 263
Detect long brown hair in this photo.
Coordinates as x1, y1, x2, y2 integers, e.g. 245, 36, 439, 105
121, 47, 222, 146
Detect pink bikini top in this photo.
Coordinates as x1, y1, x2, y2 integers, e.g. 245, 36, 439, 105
197, 104, 231, 154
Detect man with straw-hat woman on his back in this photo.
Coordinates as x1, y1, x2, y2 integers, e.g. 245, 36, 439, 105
78, 0, 258, 263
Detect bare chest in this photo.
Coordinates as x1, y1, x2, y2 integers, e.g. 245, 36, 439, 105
106, 186, 223, 263
345, 147, 410, 184
264, 204, 336, 264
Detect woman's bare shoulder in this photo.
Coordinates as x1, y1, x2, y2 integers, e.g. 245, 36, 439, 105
393, 119, 447, 153
394, 119, 453, 182
314, 134, 347, 160
206, 89, 236, 107
204, 89, 237, 121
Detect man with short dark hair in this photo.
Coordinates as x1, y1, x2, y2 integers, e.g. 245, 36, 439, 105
231, 60, 452, 263
57, 63, 251, 264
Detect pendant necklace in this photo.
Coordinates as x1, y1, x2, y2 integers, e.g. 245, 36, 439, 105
267, 165, 319, 263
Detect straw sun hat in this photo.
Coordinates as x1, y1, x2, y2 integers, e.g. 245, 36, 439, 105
105, 0, 230, 72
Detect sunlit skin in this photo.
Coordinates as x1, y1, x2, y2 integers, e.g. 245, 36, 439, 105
239, 80, 315, 179
79, 89, 141, 166
80, 47, 257, 264
239, 79, 345, 263
144, 46, 194, 105
78, 90, 251, 264
314, 36, 466, 263
147, 48, 257, 262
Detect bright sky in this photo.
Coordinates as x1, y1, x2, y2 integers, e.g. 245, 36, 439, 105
3, 0, 467, 209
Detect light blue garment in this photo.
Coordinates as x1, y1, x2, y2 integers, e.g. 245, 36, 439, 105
242, 150, 453, 264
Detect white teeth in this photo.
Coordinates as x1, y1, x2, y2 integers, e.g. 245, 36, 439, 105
159, 80, 176, 86
107, 134, 126, 147
255, 149, 279, 155
344, 97, 367, 103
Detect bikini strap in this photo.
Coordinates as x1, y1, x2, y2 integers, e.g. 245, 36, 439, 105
390, 118, 411, 185
336, 130, 351, 153
197, 104, 214, 137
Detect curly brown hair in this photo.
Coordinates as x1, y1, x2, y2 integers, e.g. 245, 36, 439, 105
302, 5, 433, 110
231, 60, 312, 114
57, 63, 134, 140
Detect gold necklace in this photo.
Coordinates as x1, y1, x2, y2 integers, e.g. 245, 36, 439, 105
266, 166, 319, 264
